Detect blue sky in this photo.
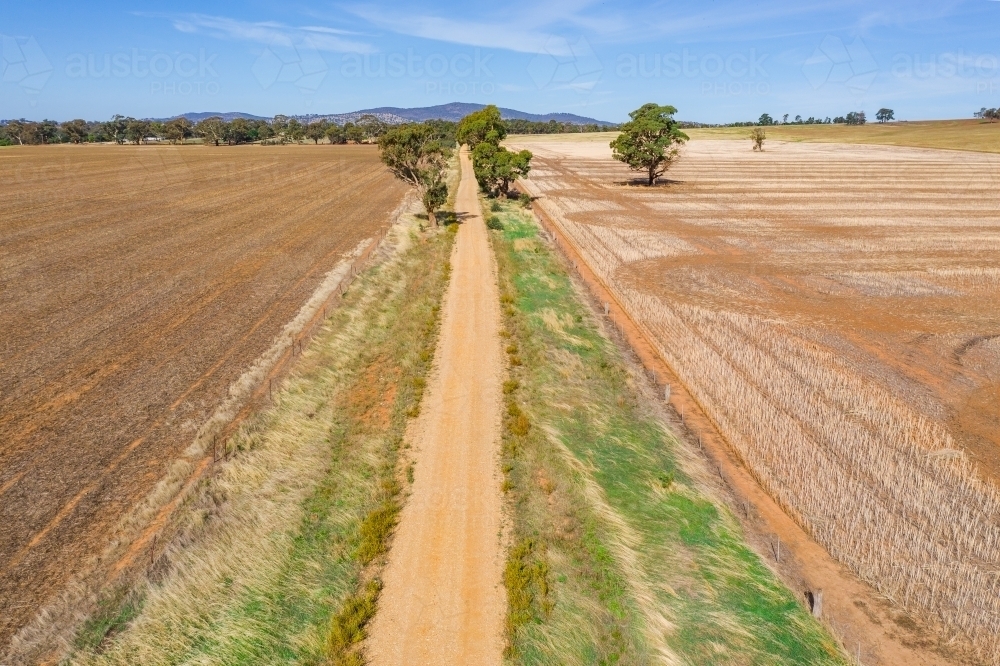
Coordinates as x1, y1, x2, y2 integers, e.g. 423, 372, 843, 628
2, 0, 999, 123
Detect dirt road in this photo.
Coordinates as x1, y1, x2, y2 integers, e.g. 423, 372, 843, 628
367, 149, 505, 665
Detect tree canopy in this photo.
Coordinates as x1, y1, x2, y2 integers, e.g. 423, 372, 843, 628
456, 105, 506, 149
610, 103, 689, 185
876, 108, 895, 123
378, 124, 452, 224
471, 142, 532, 197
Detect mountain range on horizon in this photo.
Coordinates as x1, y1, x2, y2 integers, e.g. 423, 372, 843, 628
165, 103, 616, 126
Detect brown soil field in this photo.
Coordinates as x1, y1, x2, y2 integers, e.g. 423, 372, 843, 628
510, 135, 1000, 661
0, 144, 407, 649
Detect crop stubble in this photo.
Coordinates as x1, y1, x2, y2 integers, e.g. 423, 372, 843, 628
510, 135, 1000, 660
0, 145, 407, 648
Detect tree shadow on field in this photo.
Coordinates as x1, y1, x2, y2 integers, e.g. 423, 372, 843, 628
614, 177, 685, 188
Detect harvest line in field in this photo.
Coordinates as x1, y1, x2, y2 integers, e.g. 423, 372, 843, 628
0, 145, 409, 648
511, 131, 1000, 663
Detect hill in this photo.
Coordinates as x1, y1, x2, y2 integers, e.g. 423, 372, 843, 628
351, 103, 614, 125
168, 103, 614, 127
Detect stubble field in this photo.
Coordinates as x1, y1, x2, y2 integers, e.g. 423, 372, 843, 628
0, 144, 407, 649
510, 133, 1000, 659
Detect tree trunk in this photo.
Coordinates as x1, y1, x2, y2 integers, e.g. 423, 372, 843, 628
648, 166, 656, 186
428, 210, 437, 226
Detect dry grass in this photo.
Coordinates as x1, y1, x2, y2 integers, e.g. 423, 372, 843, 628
62, 209, 454, 666
687, 119, 1000, 153
510, 120, 1000, 154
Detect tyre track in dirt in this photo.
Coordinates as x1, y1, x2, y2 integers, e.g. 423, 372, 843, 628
367, 148, 505, 665
0, 145, 407, 648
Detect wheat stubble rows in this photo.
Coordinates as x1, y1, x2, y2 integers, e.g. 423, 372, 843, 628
0, 145, 407, 647
512, 136, 1000, 659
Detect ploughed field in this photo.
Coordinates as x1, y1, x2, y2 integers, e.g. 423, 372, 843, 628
0, 145, 407, 647
511, 135, 1000, 658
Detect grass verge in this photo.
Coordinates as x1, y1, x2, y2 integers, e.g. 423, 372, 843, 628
489, 197, 848, 665
68, 214, 454, 666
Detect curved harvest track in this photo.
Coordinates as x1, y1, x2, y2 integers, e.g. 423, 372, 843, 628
510, 134, 1000, 664
0, 144, 407, 649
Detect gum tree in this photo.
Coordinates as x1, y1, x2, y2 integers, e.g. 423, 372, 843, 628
471, 139, 532, 197
378, 123, 451, 225
456, 105, 507, 149
610, 103, 689, 185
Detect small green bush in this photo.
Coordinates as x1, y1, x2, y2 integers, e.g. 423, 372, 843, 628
504, 539, 551, 656
487, 216, 505, 231
507, 402, 531, 436
356, 499, 400, 564
327, 579, 382, 663
490, 200, 502, 212
518, 193, 532, 208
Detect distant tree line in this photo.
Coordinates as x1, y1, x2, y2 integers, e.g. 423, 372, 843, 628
975, 107, 999, 122
502, 118, 615, 134
724, 109, 889, 127
0, 113, 612, 147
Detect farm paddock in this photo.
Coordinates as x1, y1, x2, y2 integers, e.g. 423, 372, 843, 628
511, 134, 1000, 660
0, 144, 407, 648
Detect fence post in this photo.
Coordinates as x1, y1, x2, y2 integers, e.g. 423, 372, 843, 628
810, 590, 823, 618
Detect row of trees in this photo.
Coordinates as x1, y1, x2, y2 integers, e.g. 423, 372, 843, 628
0, 113, 611, 147
503, 118, 614, 134
0, 113, 407, 146
975, 108, 999, 122
377, 105, 538, 226
459, 106, 533, 198
727, 108, 894, 128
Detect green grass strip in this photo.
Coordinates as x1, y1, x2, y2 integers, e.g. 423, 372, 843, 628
490, 198, 847, 666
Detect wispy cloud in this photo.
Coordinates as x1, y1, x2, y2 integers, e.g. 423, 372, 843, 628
346, 9, 556, 54
343, 0, 631, 53
167, 14, 375, 53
